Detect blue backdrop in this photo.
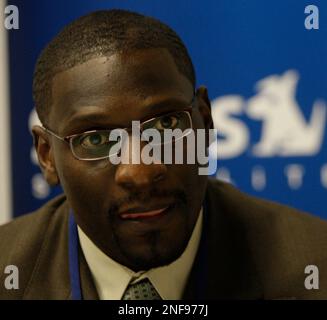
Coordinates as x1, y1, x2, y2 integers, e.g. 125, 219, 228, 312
7, 0, 327, 218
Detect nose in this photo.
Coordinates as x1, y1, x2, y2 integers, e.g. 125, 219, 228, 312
115, 162, 167, 190
114, 134, 167, 190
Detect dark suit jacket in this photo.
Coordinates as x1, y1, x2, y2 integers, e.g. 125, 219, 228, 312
1, 179, 327, 300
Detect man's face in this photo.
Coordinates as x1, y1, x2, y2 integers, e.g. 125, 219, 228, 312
33, 48, 212, 271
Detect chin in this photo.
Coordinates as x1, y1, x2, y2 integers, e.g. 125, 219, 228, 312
117, 230, 190, 271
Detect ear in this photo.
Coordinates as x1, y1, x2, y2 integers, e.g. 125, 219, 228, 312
196, 86, 214, 152
31, 125, 60, 186
196, 85, 213, 130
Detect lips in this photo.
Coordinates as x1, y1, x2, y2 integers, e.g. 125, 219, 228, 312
119, 203, 174, 220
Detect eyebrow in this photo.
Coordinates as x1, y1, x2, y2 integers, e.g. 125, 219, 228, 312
63, 97, 193, 132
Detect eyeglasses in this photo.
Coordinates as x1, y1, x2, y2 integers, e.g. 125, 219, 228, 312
41, 97, 195, 161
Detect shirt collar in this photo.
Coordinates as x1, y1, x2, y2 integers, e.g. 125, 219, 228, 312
77, 207, 203, 300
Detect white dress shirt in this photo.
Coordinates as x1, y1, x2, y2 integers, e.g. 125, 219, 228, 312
77, 208, 203, 300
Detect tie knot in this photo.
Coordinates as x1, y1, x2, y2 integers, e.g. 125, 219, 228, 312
122, 278, 162, 300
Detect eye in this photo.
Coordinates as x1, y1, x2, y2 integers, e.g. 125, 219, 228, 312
154, 115, 179, 130
80, 132, 108, 149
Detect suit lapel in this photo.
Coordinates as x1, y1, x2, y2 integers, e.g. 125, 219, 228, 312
22, 200, 71, 300
22, 199, 100, 300
183, 182, 263, 299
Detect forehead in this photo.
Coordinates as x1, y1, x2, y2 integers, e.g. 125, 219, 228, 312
50, 48, 194, 132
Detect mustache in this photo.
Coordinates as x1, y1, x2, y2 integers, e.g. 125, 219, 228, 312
107, 188, 188, 217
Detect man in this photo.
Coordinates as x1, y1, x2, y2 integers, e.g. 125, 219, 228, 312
1, 9, 327, 300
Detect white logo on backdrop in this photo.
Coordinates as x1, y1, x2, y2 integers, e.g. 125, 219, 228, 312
210, 70, 327, 190
211, 70, 326, 159
248, 70, 326, 157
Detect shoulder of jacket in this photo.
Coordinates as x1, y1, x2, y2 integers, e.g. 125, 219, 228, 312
206, 178, 327, 299
0, 194, 68, 299
207, 178, 327, 228
0, 194, 67, 236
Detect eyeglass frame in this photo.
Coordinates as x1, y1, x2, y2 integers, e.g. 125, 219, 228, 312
40, 94, 196, 161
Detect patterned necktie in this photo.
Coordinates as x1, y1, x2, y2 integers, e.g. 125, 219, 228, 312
122, 278, 162, 300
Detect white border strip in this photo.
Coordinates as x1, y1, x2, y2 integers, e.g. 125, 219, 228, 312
0, 0, 13, 224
